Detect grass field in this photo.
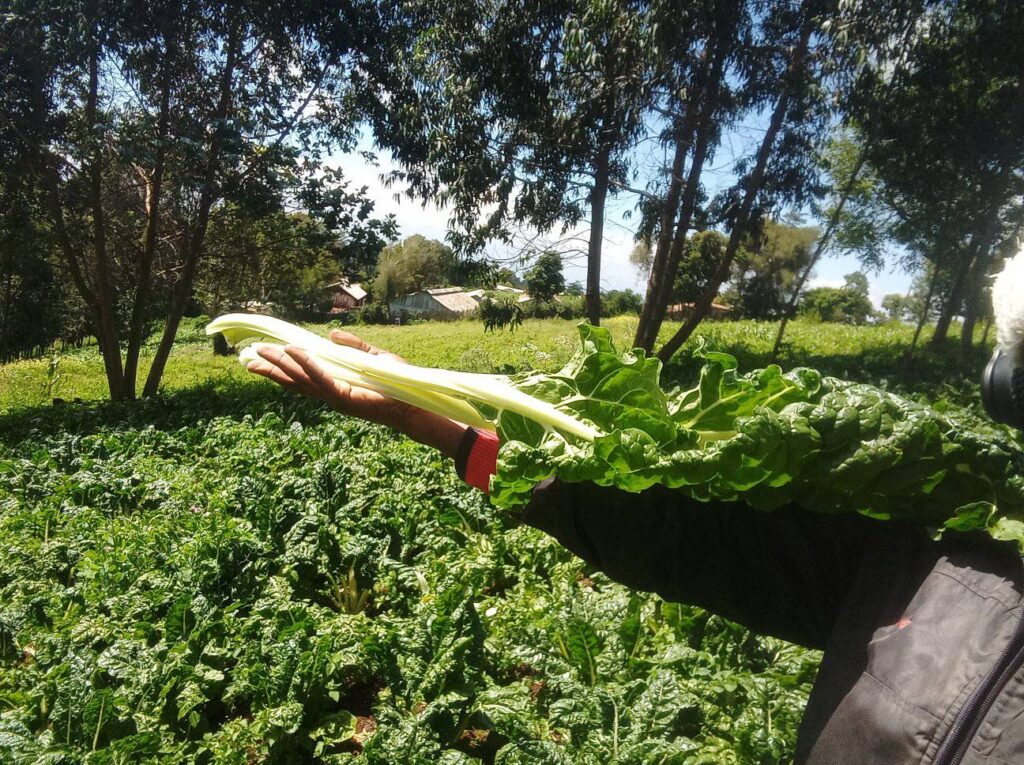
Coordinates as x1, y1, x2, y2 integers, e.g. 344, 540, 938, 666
0, 316, 1005, 763
0, 316, 995, 412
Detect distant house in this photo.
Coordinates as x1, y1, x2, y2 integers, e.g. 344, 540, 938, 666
325, 280, 367, 313
389, 287, 480, 319
465, 284, 532, 304
465, 285, 562, 304
666, 302, 733, 320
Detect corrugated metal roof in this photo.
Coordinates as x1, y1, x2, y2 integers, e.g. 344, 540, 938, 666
390, 288, 480, 315
429, 289, 480, 313
465, 285, 531, 303
426, 287, 464, 296
326, 280, 367, 301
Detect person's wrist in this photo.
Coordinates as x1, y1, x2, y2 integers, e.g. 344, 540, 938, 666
396, 407, 468, 458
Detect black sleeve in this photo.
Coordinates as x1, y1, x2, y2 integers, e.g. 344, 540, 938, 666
521, 479, 902, 650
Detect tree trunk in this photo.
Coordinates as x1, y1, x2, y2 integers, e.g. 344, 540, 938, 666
770, 152, 867, 361
586, 147, 610, 325
634, 94, 702, 350
634, 48, 722, 352
929, 250, 973, 350
657, 24, 810, 363
981, 316, 993, 347
959, 250, 990, 359
906, 265, 940, 363
143, 21, 238, 397
0, 267, 12, 353
124, 45, 172, 398
85, 7, 127, 400
639, 118, 714, 352
633, 135, 688, 345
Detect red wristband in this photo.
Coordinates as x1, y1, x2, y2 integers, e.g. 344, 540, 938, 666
456, 428, 499, 493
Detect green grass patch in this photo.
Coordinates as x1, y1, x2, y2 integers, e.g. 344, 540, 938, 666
0, 316, 995, 413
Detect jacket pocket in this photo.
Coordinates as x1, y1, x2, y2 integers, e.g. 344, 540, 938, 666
862, 564, 1018, 726
804, 671, 953, 764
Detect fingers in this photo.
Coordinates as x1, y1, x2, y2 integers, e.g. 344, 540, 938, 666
283, 344, 408, 425
330, 329, 375, 353
246, 359, 302, 392
285, 345, 347, 399
329, 329, 406, 364
245, 342, 405, 426
248, 346, 331, 404
255, 345, 311, 386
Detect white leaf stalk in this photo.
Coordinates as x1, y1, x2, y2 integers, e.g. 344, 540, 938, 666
207, 314, 600, 441
993, 250, 1024, 361
237, 342, 493, 428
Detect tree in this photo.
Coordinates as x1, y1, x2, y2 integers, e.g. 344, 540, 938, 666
297, 167, 399, 287
632, 0, 752, 352
373, 0, 653, 326
639, 0, 841, 361
634, 0, 928, 359
372, 235, 455, 302
495, 267, 526, 289
524, 251, 566, 304
628, 239, 653, 281
799, 286, 874, 325
672, 231, 727, 305
0, 0, 385, 399
601, 289, 643, 316
0, 209, 73, 362
850, 0, 1024, 354
726, 220, 818, 320
881, 293, 910, 322
843, 270, 869, 298
769, 139, 871, 357
198, 211, 337, 319
195, 169, 396, 319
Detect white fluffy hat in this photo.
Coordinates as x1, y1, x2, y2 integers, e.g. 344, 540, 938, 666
994, 251, 1024, 359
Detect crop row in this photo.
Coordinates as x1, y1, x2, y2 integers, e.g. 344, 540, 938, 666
0, 390, 814, 763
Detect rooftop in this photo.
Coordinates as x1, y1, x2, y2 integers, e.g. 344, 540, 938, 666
326, 280, 368, 301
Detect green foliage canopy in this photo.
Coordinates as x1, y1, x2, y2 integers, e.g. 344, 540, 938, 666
524, 251, 565, 304
371, 235, 456, 302
727, 220, 819, 320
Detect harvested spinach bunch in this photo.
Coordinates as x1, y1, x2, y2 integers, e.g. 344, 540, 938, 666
490, 325, 1024, 549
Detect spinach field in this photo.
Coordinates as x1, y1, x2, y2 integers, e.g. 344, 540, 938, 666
0, 318, 1003, 763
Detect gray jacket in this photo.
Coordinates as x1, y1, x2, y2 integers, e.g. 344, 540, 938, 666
523, 479, 1024, 764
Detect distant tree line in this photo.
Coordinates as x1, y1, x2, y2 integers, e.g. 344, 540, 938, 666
355, 237, 642, 328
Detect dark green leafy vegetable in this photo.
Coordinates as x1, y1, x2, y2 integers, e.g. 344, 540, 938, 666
0, 389, 812, 763
491, 325, 1024, 548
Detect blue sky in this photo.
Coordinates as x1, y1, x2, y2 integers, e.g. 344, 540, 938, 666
329, 130, 914, 308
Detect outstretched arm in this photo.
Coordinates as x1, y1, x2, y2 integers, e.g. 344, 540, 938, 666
520, 477, 902, 650
248, 333, 895, 649
244, 331, 469, 458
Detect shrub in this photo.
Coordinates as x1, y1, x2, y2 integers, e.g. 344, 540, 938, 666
601, 290, 643, 316
556, 294, 586, 319
176, 315, 212, 343
479, 294, 524, 332
355, 302, 392, 325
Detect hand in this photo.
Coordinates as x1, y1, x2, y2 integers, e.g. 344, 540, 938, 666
244, 329, 468, 456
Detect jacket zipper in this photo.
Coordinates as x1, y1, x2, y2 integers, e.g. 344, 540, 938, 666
932, 603, 1024, 765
